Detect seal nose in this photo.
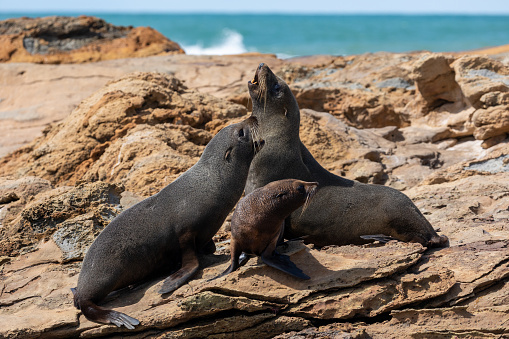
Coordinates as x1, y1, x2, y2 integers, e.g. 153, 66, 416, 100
258, 63, 264, 70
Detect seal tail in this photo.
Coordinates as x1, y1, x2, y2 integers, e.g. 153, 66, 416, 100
71, 288, 139, 329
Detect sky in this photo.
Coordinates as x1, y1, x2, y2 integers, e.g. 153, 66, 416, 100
2, 0, 509, 14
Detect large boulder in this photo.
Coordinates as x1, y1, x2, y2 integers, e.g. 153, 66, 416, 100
0, 72, 247, 195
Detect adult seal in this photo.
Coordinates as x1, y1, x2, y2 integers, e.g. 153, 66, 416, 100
245, 63, 448, 248
72, 117, 263, 329
216, 179, 318, 280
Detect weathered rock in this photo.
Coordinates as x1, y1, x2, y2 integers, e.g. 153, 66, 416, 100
0, 237, 423, 338
0, 72, 247, 195
362, 306, 509, 338
1, 34, 509, 337
0, 181, 124, 257
0, 16, 184, 64
409, 171, 509, 247
409, 53, 465, 113
472, 105, 509, 140
452, 55, 509, 109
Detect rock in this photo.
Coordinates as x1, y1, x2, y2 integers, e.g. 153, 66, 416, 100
0, 176, 52, 204
408, 171, 509, 246
344, 160, 385, 184
480, 91, 509, 107
1, 36, 509, 337
363, 306, 509, 338
472, 105, 509, 140
452, 55, 509, 108
0, 16, 184, 64
0, 72, 247, 195
482, 133, 508, 149
398, 125, 450, 144
409, 53, 464, 113
0, 181, 124, 257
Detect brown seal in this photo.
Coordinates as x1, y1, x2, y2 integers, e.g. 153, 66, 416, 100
245, 63, 448, 248
71, 117, 264, 329
216, 179, 318, 280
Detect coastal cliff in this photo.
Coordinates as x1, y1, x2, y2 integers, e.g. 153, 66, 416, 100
0, 16, 508, 338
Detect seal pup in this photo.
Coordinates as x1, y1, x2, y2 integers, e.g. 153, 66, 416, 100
245, 63, 448, 248
216, 179, 317, 280
71, 116, 264, 329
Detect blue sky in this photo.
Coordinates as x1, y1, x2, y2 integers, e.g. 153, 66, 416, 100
2, 0, 509, 14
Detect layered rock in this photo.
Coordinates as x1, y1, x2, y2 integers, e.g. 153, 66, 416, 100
1, 27, 509, 337
0, 15, 184, 64
0, 72, 247, 195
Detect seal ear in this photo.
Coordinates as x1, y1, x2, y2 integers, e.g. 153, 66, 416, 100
275, 192, 287, 198
224, 147, 232, 162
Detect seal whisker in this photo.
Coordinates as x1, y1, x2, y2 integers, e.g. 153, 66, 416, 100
300, 187, 317, 217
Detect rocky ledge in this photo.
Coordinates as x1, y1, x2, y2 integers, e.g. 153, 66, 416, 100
0, 18, 508, 338
0, 15, 184, 64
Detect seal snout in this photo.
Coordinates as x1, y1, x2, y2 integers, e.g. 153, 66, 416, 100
249, 63, 268, 87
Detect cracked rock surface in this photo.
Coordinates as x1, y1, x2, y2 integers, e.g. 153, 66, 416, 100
1, 20, 509, 338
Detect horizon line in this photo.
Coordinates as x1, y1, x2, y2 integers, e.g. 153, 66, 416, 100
3, 10, 509, 16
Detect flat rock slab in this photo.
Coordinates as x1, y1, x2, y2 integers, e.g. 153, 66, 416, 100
0, 239, 423, 338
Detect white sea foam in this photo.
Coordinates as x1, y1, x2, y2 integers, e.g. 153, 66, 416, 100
183, 29, 248, 55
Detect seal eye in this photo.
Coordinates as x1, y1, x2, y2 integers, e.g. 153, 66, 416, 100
297, 185, 305, 194
238, 129, 245, 138
274, 83, 281, 91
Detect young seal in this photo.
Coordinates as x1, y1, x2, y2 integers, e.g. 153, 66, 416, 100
71, 116, 264, 329
216, 179, 318, 280
245, 63, 448, 248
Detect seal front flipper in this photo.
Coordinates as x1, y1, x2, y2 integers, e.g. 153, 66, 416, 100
159, 246, 199, 294
360, 234, 397, 243
71, 289, 140, 329
261, 252, 310, 280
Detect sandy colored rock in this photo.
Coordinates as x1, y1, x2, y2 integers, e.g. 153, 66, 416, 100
0, 16, 183, 64
1, 29, 509, 337
363, 306, 509, 338
409, 53, 465, 113
473, 105, 509, 140
452, 55, 509, 108
0, 72, 247, 195
0, 181, 124, 257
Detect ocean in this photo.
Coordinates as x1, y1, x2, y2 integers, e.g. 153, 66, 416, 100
1, 13, 509, 58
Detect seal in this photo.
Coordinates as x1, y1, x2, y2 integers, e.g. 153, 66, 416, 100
71, 116, 264, 329
245, 63, 448, 248
216, 179, 318, 280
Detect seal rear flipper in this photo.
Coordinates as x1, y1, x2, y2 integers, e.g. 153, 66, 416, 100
261, 253, 310, 280
71, 287, 80, 309
360, 234, 397, 243
79, 299, 140, 329
159, 248, 199, 294
208, 242, 246, 282
207, 262, 235, 282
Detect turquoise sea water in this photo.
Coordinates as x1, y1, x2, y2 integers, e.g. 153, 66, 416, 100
1, 13, 509, 57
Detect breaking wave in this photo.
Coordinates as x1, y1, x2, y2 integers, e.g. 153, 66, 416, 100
182, 29, 248, 55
